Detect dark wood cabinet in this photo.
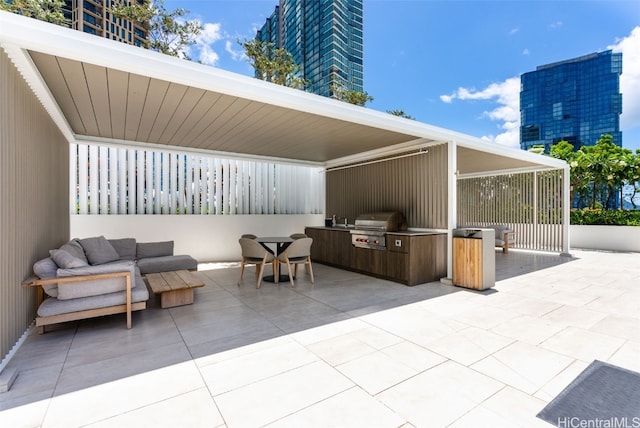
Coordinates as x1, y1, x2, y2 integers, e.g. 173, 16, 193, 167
305, 227, 447, 286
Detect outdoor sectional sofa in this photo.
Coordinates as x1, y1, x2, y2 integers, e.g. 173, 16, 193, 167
23, 236, 198, 333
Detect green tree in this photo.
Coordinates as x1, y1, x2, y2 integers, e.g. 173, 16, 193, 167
329, 80, 373, 106
0, 0, 68, 26
241, 39, 306, 89
110, 0, 202, 59
387, 110, 415, 120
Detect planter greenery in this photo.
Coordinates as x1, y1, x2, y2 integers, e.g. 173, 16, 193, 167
570, 208, 640, 226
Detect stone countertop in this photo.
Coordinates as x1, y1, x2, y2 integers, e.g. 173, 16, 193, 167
305, 226, 446, 236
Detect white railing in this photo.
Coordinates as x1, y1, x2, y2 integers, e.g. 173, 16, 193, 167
70, 143, 325, 215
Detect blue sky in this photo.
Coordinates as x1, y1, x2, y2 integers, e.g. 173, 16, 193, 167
165, 0, 640, 152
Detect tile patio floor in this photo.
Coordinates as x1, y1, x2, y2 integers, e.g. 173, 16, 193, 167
1, 249, 639, 427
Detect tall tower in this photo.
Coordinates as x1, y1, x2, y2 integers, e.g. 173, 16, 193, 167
65, 0, 148, 47
256, 0, 364, 98
520, 50, 622, 151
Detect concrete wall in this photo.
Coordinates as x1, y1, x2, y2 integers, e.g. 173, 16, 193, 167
71, 214, 325, 262
0, 48, 69, 365
570, 225, 640, 253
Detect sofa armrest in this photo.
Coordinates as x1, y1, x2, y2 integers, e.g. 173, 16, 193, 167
23, 271, 133, 327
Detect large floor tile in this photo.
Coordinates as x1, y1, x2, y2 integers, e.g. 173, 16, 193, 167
379, 341, 447, 372
336, 350, 418, 394
43, 361, 206, 428
425, 326, 514, 366
200, 339, 318, 395
471, 341, 573, 395
86, 387, 224, 428
377, 360, 504, 427
266, 386, 405, 428
490, 315, 565, 345
540, 326, 626, 362
213, 361, 353, 428
479, 386, 551, 428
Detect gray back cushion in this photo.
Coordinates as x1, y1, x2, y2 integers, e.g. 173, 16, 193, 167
79, 236, 120, 265
60, 239, 88, 265
50, 249, 89, 269
136, 241, 174, 259
108, 238, 137, 261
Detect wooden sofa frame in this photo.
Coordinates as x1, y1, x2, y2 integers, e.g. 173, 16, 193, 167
22, 271, 146, 333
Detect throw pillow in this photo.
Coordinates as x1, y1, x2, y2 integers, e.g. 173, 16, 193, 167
136, 241, 174, 259
50, 249, 89, 269
33, 257, 58, 279
79, 236, 121, 265
60, 239, 89, 265
108, 238, 137, 261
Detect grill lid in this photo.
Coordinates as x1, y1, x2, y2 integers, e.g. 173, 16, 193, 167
353, 212, 407, 232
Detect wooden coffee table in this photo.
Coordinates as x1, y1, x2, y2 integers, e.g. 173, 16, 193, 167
145, 270, 204, 308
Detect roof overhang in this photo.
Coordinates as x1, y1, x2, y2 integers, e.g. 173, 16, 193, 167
0, 11, 566, 174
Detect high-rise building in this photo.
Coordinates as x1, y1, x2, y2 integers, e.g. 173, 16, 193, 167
256, 0, 364, 98
520, 50, 622, 151
64, 0, 148, 47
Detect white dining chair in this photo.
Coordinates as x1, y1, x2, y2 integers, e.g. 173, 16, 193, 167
277, 237, 314, 287
238, 238, 276, 289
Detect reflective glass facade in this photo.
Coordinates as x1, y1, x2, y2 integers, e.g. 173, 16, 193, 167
520, 50, 622, 151
256, 0, 363, 98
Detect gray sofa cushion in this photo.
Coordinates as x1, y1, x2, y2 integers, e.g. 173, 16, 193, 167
34, 257, 60, 298
137, 255, 197, 275
136, 241, 174, 259
56, 261, 137, 300
60, 239, 89, 264
37, 284, 149, 317
79, 236, 120, 265
108, 238, 137, 261
50, 249, 89, 269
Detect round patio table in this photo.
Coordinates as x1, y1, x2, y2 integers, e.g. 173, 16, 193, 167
255, 236, 294, 283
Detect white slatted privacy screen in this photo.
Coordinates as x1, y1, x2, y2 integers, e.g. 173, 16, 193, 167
457, 169, 565, 253
71, 144, 324, 215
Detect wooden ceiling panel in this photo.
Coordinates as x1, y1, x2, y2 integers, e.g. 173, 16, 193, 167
147, 83, 188, 143
29, 52, 87, 135
106, 67, 130, 140
124, 73, 150, 141
56, 57, 99, 136
135, 78, 170, 142
167, 90, 221, 146
82, 63, 110, 137
157, 86, 206, 145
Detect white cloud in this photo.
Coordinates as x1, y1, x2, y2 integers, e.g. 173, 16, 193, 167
193, 22, 223, 65
509, 27, 519, 36
440, 77, 521, 148
609, 26, 640, 132
549, 21, 563, 30
225, 40, 245, 61
522, 48, 530, 56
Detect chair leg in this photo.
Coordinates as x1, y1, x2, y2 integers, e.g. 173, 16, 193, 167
283, 256, 294, 287
256, 254, 270, 289
307, 257, 314, 283
237, 259, 246, 286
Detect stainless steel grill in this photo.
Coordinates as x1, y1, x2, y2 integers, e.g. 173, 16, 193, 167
350, 212, 406, 250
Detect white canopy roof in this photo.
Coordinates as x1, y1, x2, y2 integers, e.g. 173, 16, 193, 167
0, 11, 566, 175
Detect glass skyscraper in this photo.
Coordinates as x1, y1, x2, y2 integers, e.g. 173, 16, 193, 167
64, 0, 148, 47
256, 0, 364, 98
520, 50, 622, 151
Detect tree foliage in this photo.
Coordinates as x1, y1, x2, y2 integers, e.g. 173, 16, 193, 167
329, 80, 373, 106
241, 39, 306, 89
550, 135, 640, 209
110, 0, 202, 59
387, 109, 415, 120
0, 0, 68, 26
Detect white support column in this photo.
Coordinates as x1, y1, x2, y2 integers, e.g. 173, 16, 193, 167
562, 165, 571, 255
445, 140, 457, 281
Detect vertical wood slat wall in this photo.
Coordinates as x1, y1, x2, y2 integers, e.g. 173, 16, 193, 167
326, 143, 448, 228
1, 48, 69, 363
457, 170, 565, 252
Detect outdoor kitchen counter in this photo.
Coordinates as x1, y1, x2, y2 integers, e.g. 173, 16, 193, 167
305, 227, 447, 286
